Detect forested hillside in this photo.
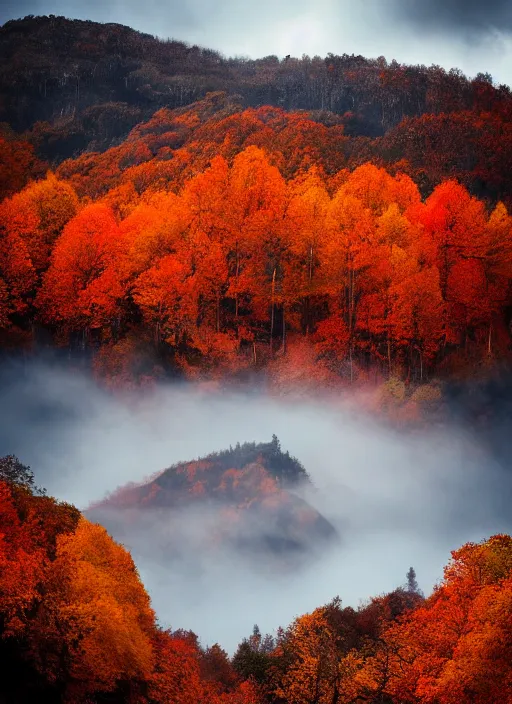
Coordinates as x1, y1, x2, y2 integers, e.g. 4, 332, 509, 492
1, 16, 512, 397
89, 437, 336, 562
1, 16, 510, 143
0, 454, 261, 703
1, 125, 511, 390
2, 453, 512, 703
1, 15, 512, 202
2, 14, 512, 704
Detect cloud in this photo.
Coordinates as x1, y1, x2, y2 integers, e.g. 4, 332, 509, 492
1, 359, 511, 652
388, 0, 512, 36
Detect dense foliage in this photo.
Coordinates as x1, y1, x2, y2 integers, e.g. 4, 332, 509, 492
161, 436, 310, 488
1, 134, 511, 388
2, 456, 512, 703
2, 15, 512, 204
1, 18, 512, 391
2, 18, 511, 701
0, 457, 261, 703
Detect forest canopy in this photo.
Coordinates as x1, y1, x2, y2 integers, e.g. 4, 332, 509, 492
1, 143, 511, 390
1, 17, 512, 394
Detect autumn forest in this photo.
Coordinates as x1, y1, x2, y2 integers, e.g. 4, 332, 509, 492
3, 450, 512, 704
1, 18, 512, 392
2, 12, 512, 704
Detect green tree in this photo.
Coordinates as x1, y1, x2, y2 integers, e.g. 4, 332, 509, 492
406, 566, 422, 596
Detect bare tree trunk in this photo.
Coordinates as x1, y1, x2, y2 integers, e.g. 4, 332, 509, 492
156, 302, 162, 348
270, 268, 276, 352
235, 244, 240, 318
306, 244, 313, 335
282, 304, 286, 353
330, 682, 340, 704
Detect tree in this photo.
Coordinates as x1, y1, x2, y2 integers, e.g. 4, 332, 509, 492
321, 189, 375, 379
200, 642, 239, 694
273, 608, 343, 704
133, 254, 197, 348
0, 136, 46, 202
0, 456, 45, 496
284, 168, 330, 334
0, 481, 46, 639
223, 147, 288, 348
0, 199, 37, 327
382, 535, 512, 704
148, 629, 204, 704
0, 173, 79, 274
418, 180, 488, 346
33, 517, 155, 701
37, 202, 123, 337
406, 567, 420, 595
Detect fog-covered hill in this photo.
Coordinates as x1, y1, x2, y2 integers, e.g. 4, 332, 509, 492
89, 436, 337, 564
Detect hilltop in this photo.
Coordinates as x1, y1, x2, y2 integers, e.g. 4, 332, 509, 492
88, 436, 337, 561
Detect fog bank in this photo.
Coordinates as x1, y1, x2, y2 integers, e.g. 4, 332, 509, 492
1, 359, 510, 651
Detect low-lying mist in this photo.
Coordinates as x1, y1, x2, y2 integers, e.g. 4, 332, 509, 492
1, 358, 511, 652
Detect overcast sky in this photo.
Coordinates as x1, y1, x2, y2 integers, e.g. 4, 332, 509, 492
1, 0, 512, 87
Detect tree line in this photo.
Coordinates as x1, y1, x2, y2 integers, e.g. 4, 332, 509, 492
1, 144, 511, 387
1, 15, 512, 185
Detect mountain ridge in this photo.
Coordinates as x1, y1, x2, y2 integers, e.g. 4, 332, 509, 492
1, 15, 511, 180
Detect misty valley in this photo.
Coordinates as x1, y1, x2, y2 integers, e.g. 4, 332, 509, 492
2, 358, 512, 703
2, 8, 512, 704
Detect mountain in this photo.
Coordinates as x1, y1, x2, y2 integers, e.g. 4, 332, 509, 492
1, 15, 512, 204
88, 437, 337, 563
